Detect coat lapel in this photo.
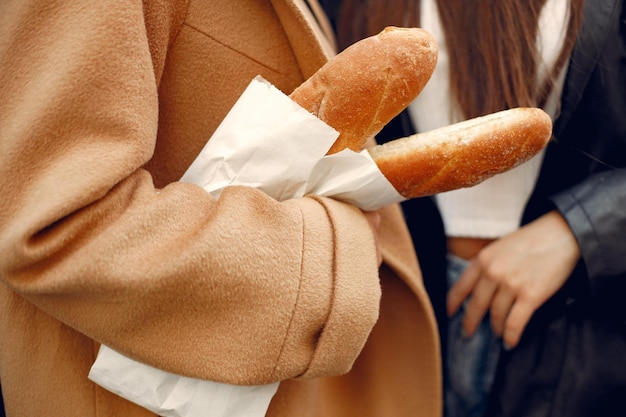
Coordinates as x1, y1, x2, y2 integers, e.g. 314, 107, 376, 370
270, 0, 335, 81
554, 0, 621, 137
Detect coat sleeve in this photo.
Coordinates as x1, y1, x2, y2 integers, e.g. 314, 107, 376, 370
549, 2, 626, 302
552, 169, 626, 294
0, 0, 381, 385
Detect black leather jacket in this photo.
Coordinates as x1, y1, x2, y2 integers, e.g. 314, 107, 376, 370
322, 0, 626, 415
403, 1, 626, 416
485, 1, 626, 416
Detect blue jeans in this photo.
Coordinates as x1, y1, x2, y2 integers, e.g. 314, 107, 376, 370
445, 254, 502, 417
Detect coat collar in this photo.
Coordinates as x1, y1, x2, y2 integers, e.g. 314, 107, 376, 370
270, 0, 335, 80
554, 0, 621, 137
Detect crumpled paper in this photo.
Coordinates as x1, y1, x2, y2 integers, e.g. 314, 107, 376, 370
179, 76, 404, 209
90, 346, 279, 417
89, 76, 405, 417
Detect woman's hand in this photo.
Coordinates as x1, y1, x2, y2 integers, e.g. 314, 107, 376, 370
447, 210, 581, 349
362, 210, 383, 267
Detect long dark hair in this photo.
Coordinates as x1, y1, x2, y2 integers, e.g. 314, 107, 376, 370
335, 0, 585, 119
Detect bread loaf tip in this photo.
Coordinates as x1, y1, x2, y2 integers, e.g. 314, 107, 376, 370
290, 26, 438, 154
368, 107, 553, 199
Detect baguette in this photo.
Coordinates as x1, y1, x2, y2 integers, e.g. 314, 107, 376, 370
290, 26, 438, 154
367, 107, 553, 199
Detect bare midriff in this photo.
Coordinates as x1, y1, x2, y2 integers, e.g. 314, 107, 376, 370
447, 237, 494, 260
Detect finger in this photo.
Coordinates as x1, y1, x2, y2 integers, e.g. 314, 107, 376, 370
462, 277, 498, 337
447, 260, 481, 317
362, 210, 381, 230
502, 299, 536, 349
489, 288, 515, 336
361, 211, 382, 267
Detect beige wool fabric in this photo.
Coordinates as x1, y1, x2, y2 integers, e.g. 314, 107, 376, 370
0, 0, 442, 416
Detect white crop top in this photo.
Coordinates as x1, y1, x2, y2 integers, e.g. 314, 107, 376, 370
409, 0, 571, 238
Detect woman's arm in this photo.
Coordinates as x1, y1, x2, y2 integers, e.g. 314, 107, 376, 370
0, 0, 381, 385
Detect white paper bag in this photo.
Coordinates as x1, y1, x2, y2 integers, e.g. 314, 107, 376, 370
90, 346, 278, 417
180, 76, 404, 209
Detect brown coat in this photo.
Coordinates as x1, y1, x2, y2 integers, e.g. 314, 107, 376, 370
0, 0, 441, 416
